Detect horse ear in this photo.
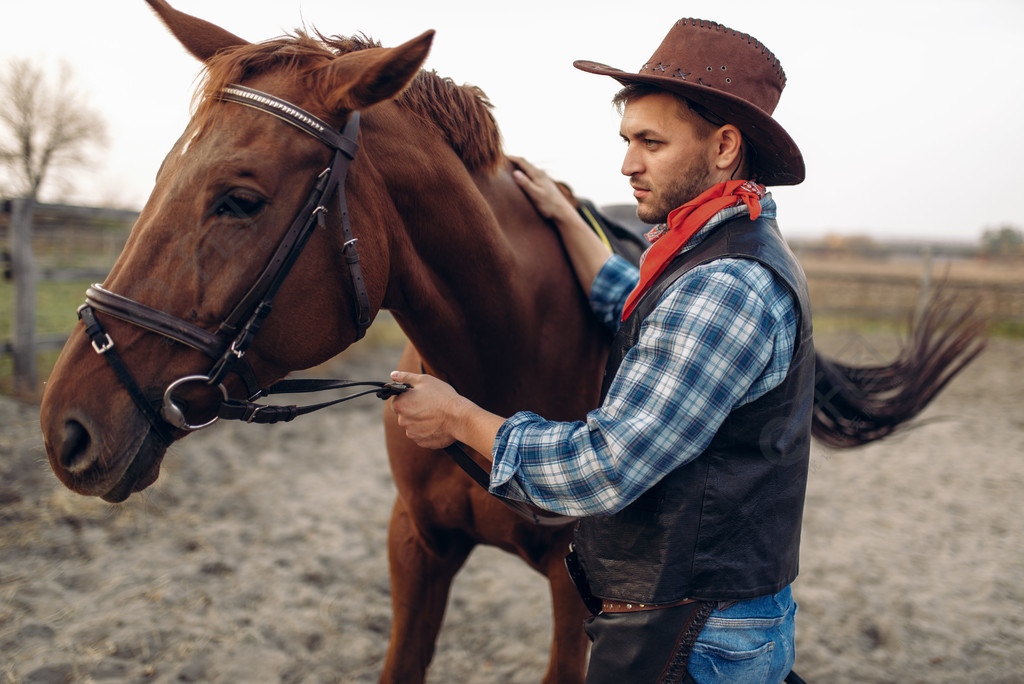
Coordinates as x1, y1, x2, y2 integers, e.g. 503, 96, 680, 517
145, 0, 249, 62
320, 30, 435, 112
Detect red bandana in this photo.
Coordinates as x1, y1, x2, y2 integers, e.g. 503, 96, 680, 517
620, 180, 766, 321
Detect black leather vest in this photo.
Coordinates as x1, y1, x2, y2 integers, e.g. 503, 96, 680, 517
575, 215, 814, 603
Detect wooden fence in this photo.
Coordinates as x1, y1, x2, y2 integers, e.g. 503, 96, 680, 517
1, 199, 137, 395
801, 256, 1024, 325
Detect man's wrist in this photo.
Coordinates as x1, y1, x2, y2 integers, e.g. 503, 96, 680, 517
552, 207, 590, 236
451, 397, 503, 461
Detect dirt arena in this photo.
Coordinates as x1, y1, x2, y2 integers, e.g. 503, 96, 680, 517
2, 331, 1022, 683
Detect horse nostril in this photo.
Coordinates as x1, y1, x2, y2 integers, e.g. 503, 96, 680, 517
59, 419, 94, 473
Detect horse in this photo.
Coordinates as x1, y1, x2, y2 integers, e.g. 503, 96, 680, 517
38, 2, 986, 682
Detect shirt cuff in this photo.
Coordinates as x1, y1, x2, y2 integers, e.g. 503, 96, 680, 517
489, 411, 542, 501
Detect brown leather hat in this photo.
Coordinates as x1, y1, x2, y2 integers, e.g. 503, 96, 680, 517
575, 18, 805, 186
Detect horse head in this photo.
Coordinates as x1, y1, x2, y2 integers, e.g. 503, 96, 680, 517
40, 1, 434, 502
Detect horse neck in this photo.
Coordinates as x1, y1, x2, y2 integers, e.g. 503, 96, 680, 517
363, 125, 607, 414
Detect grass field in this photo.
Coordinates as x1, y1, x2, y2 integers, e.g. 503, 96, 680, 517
0, 279, 92, 339
0, 279, 92, 395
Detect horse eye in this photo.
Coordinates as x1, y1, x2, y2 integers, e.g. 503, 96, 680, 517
212, 193, 266, 220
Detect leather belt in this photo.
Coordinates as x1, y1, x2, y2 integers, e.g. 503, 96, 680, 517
600, 596, 695, 614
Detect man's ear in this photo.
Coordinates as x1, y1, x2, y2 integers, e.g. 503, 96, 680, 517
712, 124, 748, 179
715, 125, 744, 169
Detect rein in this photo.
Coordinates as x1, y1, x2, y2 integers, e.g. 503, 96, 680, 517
441, 442, 575, 527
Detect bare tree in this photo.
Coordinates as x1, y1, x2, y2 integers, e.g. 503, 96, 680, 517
0, 58, 108, 198
1, 57, 107, 397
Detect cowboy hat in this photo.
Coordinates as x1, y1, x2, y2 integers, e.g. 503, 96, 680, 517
575, 18, 805, 186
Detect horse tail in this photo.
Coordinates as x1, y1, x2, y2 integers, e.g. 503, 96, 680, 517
811, 285, 989, 448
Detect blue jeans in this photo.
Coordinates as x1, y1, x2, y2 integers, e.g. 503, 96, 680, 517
584, 586, 796, 684
689, 585, 797, 684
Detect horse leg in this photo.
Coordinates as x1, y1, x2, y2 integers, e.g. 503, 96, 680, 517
541, 546, 591, 684
379, 341, 474, 681
380, 498, 474, 684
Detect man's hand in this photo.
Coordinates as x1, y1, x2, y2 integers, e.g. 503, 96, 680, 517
389, 371, 465, 449
509, 155, 579, 225
389, 371, 505, 456
508, 155, 615, 297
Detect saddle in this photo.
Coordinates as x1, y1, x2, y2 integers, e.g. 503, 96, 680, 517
573, 197, 647, 266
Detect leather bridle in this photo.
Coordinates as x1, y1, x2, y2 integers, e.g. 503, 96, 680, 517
77, 83, 574, 527
78, 84, 401, 443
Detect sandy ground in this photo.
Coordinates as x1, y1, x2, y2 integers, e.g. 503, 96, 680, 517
2, 332, 1023, 683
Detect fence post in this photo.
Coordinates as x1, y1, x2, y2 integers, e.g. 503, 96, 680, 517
915, 243, 933, 327
9, 195, 39, 396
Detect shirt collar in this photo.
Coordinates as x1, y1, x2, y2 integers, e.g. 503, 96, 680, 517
676, 192, 776, 256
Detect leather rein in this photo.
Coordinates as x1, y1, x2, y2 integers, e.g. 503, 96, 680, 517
77, 84, 574, 528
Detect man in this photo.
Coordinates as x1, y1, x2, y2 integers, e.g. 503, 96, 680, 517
391, 18, 811, 683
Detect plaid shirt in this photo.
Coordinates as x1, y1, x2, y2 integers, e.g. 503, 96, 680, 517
490, 194, 798, 516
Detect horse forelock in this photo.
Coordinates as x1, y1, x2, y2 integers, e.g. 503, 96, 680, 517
194, 31, 331, 119
192, 30, 503, 173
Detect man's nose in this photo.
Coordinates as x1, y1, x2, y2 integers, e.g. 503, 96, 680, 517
621, 144, 643, 177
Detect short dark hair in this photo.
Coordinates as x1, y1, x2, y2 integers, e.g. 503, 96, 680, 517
611, 83, 758, 177
611, 83, 724, 137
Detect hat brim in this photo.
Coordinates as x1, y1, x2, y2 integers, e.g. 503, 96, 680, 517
574, 60, 804, 186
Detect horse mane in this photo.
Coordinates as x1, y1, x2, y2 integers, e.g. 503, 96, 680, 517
194, 30, 503, 173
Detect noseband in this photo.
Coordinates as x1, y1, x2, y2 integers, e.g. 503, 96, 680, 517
78, 84, 403, 444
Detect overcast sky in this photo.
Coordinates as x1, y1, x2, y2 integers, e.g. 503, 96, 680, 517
2, 0, 1022, 242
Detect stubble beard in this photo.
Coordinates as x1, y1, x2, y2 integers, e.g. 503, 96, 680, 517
635, 156, 714, 225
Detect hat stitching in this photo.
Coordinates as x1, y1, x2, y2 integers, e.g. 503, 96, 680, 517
679, 18, 787, 86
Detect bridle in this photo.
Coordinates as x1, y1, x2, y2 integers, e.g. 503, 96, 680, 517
77, 83, 574, 527
78, 84, 401, 444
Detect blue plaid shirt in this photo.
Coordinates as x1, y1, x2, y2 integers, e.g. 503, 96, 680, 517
490, 194, 798, 516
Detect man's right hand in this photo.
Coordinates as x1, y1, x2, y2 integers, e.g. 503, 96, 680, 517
507, 155, 616, 297
509, 155, 579, 226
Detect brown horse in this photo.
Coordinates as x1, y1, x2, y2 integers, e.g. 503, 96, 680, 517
38, 2, 985, 682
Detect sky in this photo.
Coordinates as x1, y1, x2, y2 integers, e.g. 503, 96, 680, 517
2, 0, 1022, 243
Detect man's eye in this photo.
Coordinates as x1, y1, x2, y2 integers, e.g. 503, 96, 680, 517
213, 193, 266, 220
